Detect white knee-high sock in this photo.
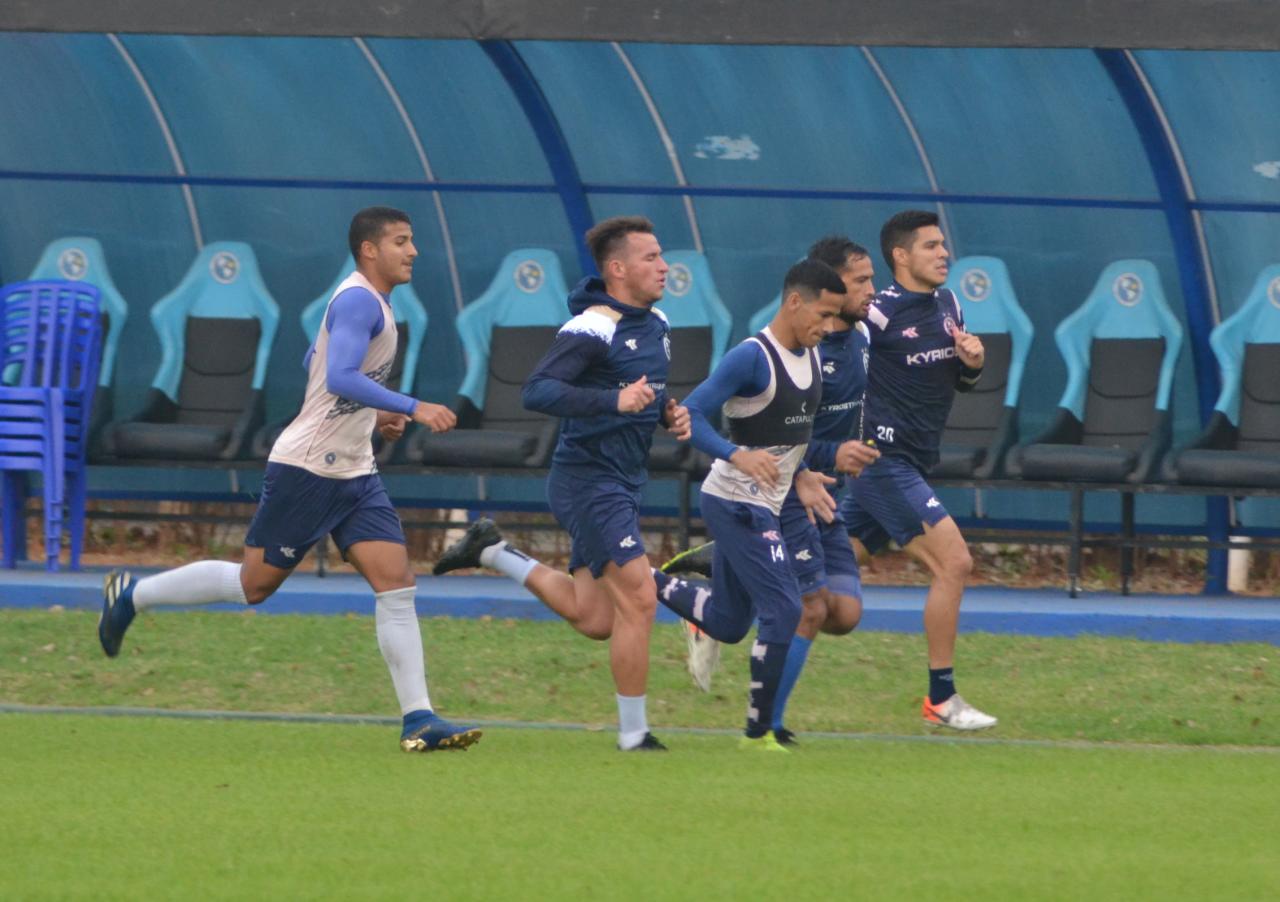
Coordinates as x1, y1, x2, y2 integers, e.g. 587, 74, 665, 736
132, 561, 248, 611
375, 586, 432, 715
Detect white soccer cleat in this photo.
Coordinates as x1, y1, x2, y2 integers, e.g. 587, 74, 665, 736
684, 620, 721, 693
922, 694, 998, 731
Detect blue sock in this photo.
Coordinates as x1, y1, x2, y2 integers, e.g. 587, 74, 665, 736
653, 570, 751, 643
771, 635, 812, 730
746, 640, 790, 738
929, 667, 955, 705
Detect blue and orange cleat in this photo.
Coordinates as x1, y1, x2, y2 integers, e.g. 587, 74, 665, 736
98, 570, 137, 658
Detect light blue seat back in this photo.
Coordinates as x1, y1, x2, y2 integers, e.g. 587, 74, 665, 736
1209, 264, 1280, 425
943, 256, 1035, 407
300, 263, 428, 394
27, 237, 128, 389
1053, 260, 1183, 417
150, 242, 280, 398
748, 294, 780, 337
658, 251, 734, 371
456, 249, 569, 409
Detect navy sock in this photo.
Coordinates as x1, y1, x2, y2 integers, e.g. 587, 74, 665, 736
929, 667, 956, 705
746, 640, 790, 738
771, 635, 812, 730
653, 570, 750, 643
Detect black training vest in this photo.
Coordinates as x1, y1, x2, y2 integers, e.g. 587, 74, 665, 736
727, 331, 823, 448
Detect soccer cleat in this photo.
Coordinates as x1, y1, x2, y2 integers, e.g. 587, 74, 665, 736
619, 732, 668, 752
98, 570, 138, 658
684, 620, 721, 692
659, 542, 714, 578
773, 727, 800, 747
739, 733, 790, 753
922, 694, 998, 731
399, 711, 483, 752
432, 517, 503, 575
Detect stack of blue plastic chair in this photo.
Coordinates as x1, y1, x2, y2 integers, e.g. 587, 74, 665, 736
0, 280, 103, 570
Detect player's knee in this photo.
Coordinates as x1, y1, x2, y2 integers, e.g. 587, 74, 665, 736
798, 593, 829, 634
821, 594, 862, 635
942, 547, 973, 582
242, 584, 274, 605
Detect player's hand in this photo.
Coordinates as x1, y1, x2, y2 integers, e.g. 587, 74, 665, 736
794, 468, 838, 525
617, 375, 656, 413
955, 330, 985, 368
664, 398, 691, 441
377, 412, 410, 442
412, 400, 457, 433
729, 447, 781, 490
835, 439, 880, 477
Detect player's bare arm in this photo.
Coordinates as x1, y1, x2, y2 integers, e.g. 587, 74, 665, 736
377, 411, 410, 442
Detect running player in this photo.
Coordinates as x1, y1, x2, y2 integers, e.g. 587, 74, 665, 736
663, 236, 878, 746
651, 260, 877, 752
842, 209, 996, 730
432, 216, 689, 752
97, 206, 482, 752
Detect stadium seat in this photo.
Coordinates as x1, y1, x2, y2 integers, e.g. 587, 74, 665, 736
748, 293, 779, 338
0, 281, 103, 570
650, 251, 734, 471
26, 237, 129, 451
406, 250, 568, 468
1010, 260, 1182, 484
101, 242, 279, 461
931, 256, 1034, 479
1171, 264, 1280, 488
251, 262, 428, 461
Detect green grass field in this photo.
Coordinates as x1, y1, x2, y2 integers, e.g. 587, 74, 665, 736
2, 608, 1279, 898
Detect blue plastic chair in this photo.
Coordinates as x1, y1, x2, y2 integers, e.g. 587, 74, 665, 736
659, 251, 734, 373
0, 281, 103, 570
454, 249, 569, 411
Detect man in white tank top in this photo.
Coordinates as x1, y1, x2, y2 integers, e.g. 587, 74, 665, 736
98, 207, 480, 753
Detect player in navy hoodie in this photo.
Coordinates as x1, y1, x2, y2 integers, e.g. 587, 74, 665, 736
842, 210, 997, 731
434, 217, 689, 751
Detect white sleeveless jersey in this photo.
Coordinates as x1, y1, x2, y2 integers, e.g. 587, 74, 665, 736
270, 271, 398, 478
700, 328, 817, 515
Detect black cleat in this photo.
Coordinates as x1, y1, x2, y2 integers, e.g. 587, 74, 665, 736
774, 728, 800, 747
620, 732, 668, 751
433, 518, 504, 575
660, 542, 714, 578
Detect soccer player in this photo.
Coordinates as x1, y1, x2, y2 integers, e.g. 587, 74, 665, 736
842, 209, 996, 730
651, 259, 877, 752
97, 206, 482, 752
665, 237, 878, 746
432, 216, 689, 752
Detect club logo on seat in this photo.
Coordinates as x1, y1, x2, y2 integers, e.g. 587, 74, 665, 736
57, 248, 88, 280
1113, 273, 1143, 307
1268, 276, 1280, 311
210, 252, 240, 284
960, 268, 990, 302
667, 263, 693, 297
514, 261, 544, 293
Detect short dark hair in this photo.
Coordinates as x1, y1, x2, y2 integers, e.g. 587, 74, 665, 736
880, 210, 939, 269
807, 235, 870, 272
783, 259, 847, 302
349, 206, 411, 261
584, 216, 655, 272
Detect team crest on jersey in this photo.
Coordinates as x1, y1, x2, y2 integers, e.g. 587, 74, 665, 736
862, 347, 870, 372
942, 315, 957, 337
1268, 276, 1280, 310
960, 268, 991, 302
57, 248, 88, 280
667, 263, 693, 296
663, 334, 671, 360
514, 260, 544, 293
210, 251, 240, 284
1112, 273, 1143, 307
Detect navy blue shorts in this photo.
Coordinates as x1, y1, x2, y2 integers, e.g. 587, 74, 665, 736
245, 462, 404, 569
779, 487, 862, 596
702, 493, 802, 645
840, 455, 950, 553
547, 467, 646, 578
